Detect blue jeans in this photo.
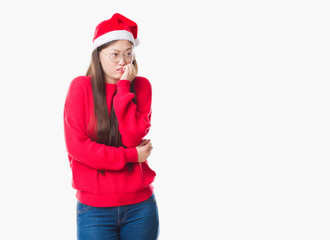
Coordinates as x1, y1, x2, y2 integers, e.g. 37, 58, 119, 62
76, 193, 159, 240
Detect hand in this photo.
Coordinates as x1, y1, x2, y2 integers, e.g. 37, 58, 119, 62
119, 63, 136, 82
136, 139, 153, 163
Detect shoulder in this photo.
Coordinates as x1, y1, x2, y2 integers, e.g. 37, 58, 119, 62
134, 76, 152, 92
65, 75, 91, 100
69, 75, 91, 89
133, 76, 152, 103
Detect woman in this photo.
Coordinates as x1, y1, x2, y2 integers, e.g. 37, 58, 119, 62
63, 13, 159, 240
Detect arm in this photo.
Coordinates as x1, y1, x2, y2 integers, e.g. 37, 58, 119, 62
113, 78, 152, 148
63, 77, 138, 171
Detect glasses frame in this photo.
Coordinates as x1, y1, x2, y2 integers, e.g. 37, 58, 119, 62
100, 50, 135, 64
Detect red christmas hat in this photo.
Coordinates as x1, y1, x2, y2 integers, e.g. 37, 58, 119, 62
92, 13, 139, 50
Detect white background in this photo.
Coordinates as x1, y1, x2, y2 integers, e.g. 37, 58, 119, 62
0, 0, 329, 239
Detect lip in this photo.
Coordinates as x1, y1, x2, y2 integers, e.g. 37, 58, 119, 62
117, 68, 124, 72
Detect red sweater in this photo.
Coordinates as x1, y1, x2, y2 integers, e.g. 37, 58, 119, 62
63, 75, 156, 207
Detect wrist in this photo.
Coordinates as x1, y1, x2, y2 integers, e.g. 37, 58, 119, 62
116, 79, 131, 94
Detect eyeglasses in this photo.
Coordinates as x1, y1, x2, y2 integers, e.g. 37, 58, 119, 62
100, 50, 135, 64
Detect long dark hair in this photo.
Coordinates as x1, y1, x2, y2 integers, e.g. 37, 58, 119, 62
86, 40, 138, 173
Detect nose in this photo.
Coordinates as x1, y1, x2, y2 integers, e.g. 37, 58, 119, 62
118, 55, 126, 65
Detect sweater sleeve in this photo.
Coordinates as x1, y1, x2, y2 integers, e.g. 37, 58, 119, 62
63, 77, 138, 171
113, 78, 152, 148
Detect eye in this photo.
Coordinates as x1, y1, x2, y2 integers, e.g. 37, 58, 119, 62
111, 53, 118, 56
126, 51, 133, 56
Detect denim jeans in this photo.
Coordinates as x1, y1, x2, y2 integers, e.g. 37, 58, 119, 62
76, 193, 159, 240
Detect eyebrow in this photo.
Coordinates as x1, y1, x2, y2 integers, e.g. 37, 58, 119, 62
109, 47, 132, 51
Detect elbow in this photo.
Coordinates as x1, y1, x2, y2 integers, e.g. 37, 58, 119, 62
120, 122, 151, 147
121, 129, 149, 147
134, 124, 151, 139
122, 134, 142, 148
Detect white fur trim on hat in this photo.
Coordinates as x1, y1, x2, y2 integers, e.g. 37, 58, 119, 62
92, 30, 139, 50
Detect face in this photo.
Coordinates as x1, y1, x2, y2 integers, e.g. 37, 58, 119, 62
98, 40, 133, 84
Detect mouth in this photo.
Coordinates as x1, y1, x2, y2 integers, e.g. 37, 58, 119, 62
117, 68, 124, 73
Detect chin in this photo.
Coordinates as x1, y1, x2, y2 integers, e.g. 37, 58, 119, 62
114, 74, 122, 80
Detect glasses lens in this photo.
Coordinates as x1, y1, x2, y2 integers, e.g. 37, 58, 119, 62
129, 55, 134, 63
108, 52, 134, 63
125, 52, 133, 63
110, 55, 120, 63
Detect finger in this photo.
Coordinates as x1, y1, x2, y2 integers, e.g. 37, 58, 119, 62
132, 64, 136, 74
148, 149, 152, 157
128, 64, 135, 72
124, 63, 132, 69
147, 148, 152, 155
148, 145, 153, 151
145, 144, 151, 151
128, 65, 135, 75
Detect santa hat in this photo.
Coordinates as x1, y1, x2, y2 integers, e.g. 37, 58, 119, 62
92, 13, 139, 50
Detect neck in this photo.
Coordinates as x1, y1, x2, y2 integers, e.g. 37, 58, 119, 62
105, 76, 119, 84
